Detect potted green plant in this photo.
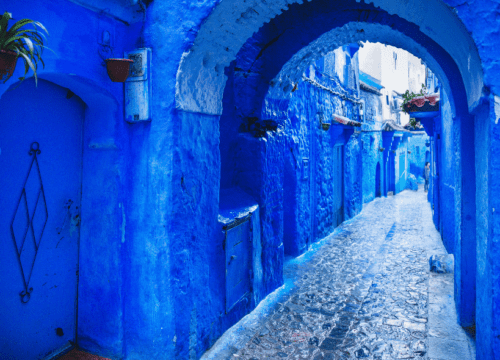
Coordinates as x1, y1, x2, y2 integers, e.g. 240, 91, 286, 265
0, 11, 49, 84
401, 84, 440, 114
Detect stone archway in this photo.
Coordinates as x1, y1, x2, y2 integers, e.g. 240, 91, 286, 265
175, 0, 482, 116
174, 0, 486, 357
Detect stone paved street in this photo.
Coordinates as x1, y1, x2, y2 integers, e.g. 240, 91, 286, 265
202, 188, 476, 360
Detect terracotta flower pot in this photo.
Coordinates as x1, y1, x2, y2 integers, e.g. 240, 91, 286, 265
105, 58, 134, 82
0, 49, 18, 83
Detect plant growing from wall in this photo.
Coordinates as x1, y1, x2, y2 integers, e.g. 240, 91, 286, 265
409, 118, 420, 128
401, 84, 427, 114
0, 11, 49, 84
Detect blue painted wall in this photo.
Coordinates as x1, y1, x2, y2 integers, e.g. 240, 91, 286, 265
408, 133, 430, 182
436, 89, 456, 254
0, 79, 85, 360
5, 0, 500, 359
2, 1, 137, 358
361, 132, 383, 204
420, 86, 478, 332
281, 51, 364, 257
474, 98, 493, 359
150, 0, 500, 357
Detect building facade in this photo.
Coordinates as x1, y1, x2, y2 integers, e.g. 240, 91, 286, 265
359, 42, 427, 126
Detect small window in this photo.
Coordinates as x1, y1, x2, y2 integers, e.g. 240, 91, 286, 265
416, 146, 420, 155
393, 52, 397, 69
359, 100, 365, 122
386, 95, 389, 105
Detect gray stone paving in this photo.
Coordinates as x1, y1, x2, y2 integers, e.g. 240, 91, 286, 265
201, 188, 475, 360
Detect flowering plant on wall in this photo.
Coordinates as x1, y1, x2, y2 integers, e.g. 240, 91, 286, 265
401, 84, 427, 114
0, 11, 49, 84
401, 84, 440, 114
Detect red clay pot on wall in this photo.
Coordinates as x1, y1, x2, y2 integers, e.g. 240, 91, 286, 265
0, 50, 18, 83
105, 58, 134, 82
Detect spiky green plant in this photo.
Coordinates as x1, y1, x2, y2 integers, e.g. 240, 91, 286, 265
0, 11, 49, 84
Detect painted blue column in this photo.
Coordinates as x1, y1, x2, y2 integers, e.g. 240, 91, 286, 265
382, 133, 394, 197
454, 114, 476, 328
476, 94, 500, 360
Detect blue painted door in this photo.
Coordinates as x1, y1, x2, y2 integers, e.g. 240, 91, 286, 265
0, 80, 84, 359
332, 145, 344, 227
389, 153, 395, 193
398, 152, 405, 193
225, 217, 252, 313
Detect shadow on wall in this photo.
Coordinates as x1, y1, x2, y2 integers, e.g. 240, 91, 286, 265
376, 162, 381, 197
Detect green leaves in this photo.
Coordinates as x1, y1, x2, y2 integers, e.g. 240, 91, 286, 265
409, 118, 419, 128
0, 11, 49, 85
400, 84, 428, 114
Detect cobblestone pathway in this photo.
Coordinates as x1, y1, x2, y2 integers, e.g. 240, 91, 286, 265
202, 189, 475, 360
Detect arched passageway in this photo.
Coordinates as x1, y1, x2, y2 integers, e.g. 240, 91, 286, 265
176, 0, 482, 116
172, 0, 487, 359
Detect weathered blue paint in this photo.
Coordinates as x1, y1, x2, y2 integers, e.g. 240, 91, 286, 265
361, 132, 384, 204
0, 79, 84, 359
2, 1, 134, 358
408, 133, 430, 182
416, 85, 477, 331
5, 0, 500, 358
438, 89, 457, 255
474, 97, 494, 359
280, 52, 363, 256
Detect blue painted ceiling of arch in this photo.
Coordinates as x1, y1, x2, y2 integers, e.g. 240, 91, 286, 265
228, 0, 468, 120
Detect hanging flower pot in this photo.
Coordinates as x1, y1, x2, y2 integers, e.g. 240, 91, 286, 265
0, 50, 18, 82
105, 58, 134, 82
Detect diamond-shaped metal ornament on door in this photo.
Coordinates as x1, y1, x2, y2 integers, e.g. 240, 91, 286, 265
10, 142, 48, 303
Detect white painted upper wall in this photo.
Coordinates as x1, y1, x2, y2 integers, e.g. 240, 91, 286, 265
408, 52, 426, 94
359, 42, 427, 125
358, 42, 382, 82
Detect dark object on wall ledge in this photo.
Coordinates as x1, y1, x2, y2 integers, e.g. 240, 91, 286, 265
320, 119, 331, 131
105, 58, 134, 82
0, 50, 17, 82
332, 114, 361, 127
243, 117, 279, 137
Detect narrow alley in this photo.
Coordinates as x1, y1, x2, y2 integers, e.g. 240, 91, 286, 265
203, 188, 475, 360
4, 1, 500, 359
